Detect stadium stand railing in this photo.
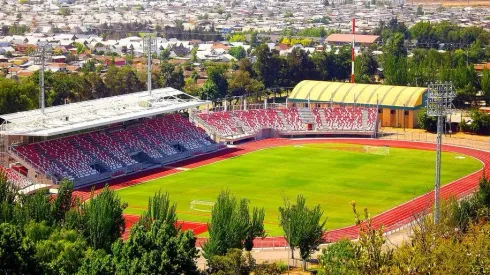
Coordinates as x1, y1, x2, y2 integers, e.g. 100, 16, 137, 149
8, 114, 221, 188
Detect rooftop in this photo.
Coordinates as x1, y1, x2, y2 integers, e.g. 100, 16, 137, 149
326, 34, 380, 44
0, 88, 208, 137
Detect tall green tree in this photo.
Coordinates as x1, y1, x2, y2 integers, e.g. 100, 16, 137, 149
111, 190, 198, 274
137, 190, 177, 229
229, 46, 246, 60
70, 186, 126, 252
279, 195, 327, 271
51, 179, 74, 225
202, 190, 265, 259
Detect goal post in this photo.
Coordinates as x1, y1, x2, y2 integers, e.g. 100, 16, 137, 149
189, 200, 215, 212
363, 145, 390, 156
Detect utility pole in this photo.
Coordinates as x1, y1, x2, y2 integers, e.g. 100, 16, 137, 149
31, 43, 52, 114
426, 82, 455, 224
143, 34, 157, 95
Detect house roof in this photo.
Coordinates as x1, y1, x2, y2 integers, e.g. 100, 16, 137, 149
474, 63, 490, 71
326, 34, 380, 44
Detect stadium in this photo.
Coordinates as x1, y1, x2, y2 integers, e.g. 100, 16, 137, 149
0, 80, 487, 246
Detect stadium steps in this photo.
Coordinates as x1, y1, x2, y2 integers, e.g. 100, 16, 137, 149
275, 110, 292, 131
317, 109, 329, 130
298, 108, 315, 124
361, 109, 369, 131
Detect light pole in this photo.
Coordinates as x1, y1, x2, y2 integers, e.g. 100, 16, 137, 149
143, 34, 157, 95
426, 82, 456, 224
31, 43, 52, 114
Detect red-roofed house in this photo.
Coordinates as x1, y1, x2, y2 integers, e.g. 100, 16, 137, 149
325, 34, 380, 47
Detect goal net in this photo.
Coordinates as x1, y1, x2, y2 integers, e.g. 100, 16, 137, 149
189, 200, 215, 212
363, 145, 390, 156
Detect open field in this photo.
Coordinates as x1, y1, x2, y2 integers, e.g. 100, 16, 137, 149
412, 0, 490, 7
116, 143, 482, 236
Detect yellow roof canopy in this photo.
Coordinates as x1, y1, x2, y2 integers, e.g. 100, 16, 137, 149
289, 80, 427, 109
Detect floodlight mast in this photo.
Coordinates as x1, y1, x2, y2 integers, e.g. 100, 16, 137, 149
426, 82, 456, 224
32, 44, 52, 114
143, 34, 157, 95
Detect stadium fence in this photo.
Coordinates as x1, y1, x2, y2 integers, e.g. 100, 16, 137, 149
379, 129, 490, 152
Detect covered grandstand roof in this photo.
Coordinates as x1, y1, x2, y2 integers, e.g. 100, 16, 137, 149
288, 81, 427, 109
0, 88, 209, 137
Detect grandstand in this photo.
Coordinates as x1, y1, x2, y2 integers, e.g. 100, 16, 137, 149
288, 81, 427, 129
0, 88, 218, 188
194, 107, 378, 141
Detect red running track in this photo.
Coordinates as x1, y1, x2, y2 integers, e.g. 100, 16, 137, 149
73, 138, 489, 248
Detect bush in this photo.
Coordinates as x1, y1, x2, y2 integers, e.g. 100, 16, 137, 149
417, 108, 438, 132
254, 261, 288, 275
206, 248, 255, 275
318, 239, 356, 275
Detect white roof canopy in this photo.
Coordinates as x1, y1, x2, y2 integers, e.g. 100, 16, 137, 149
0, 88, 208, 137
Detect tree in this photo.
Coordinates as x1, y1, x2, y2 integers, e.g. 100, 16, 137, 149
104, 66, 145, 96
229, 46, 246, 60
0, 78, 38, 115
129, 44, 135, 56
228, 34, 246, 42
190, 46, 198, 62
112, 220, 199, 275
352, 202, 392, 274
318, 239, 356, 274
228, 70, 264, 101
0, 171, 18, 223
279, 195, 327, 271
159, 47, 171, 61
202, 190, 265, 259
0, 223, 38, 274
253, 44, 286, 88
354, 50, 378, 83
50, 179, 74, 225
417, 108, 438, 132
137, 190, 177, 230
34, 229, 87, 275
76, 186, 127, 252
462, 109, 490, 134
202, 64, 228, 101
77, 249, 114, 275
481, 68, 490, 105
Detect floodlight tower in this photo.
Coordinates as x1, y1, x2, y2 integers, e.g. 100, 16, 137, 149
32, 44, 52, 114
143, 34, 157, 95
426, 82, 456, 224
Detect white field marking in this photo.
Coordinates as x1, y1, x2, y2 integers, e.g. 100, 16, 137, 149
163, 166, 190, 171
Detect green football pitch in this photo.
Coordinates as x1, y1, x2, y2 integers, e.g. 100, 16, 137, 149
116, 143, 482, 236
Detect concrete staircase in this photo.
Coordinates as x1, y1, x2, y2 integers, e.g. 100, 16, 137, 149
298, 108, 315, 124
361, 109, 369, 131
275, 110, 292, 131
317, 109, 328, 130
